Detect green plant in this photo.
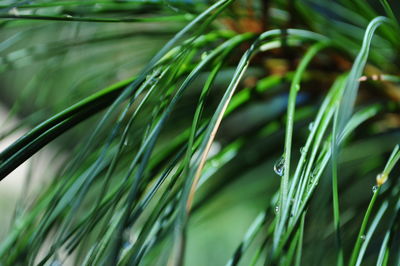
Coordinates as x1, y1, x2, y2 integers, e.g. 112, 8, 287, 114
0, 0, 399, 265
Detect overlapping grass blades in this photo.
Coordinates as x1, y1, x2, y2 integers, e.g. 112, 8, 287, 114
331, 16, 389, 265
0, 0, 399, 265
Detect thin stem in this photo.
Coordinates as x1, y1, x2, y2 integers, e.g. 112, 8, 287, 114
349, 186, 381, 266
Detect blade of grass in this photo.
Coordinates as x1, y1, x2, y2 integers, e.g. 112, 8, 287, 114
226, 212, 266, 266
273, 41, 328, 250
331, 16, 389, 266
355, 202, 388, 266
350, 145, 400, 266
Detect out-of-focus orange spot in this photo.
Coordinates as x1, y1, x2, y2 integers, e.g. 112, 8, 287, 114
375, 113, 400, 132
239, 18, 263, 33
332, 54, 351, 71
244, 76, 258, 87
264, 58, 289, 76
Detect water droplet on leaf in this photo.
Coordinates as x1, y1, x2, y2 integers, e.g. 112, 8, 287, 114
360, 235, 366, 241
274, 156, 285, 176
123, 241, 131, 249
201, 52, 209, 60
274, 205, 279, 214
308, 122, 314, 132
372, 185, 378, 193
311, 168, 319, 178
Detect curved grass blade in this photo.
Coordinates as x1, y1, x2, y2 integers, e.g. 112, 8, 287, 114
273, 41, 328, 250
331, 16, 389, 266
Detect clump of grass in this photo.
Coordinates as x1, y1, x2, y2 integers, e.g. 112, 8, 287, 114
0, 0, 399, 265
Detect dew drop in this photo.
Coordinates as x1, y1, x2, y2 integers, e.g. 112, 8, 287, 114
311, 168, 318, 178
308, 122, 314, 132
372, 185, 378, 193
273, 156, 285, 176
123, 241, 131, 249
274, 205, 280, 214
360, 235, 366, 241
124, 138, 129, 146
